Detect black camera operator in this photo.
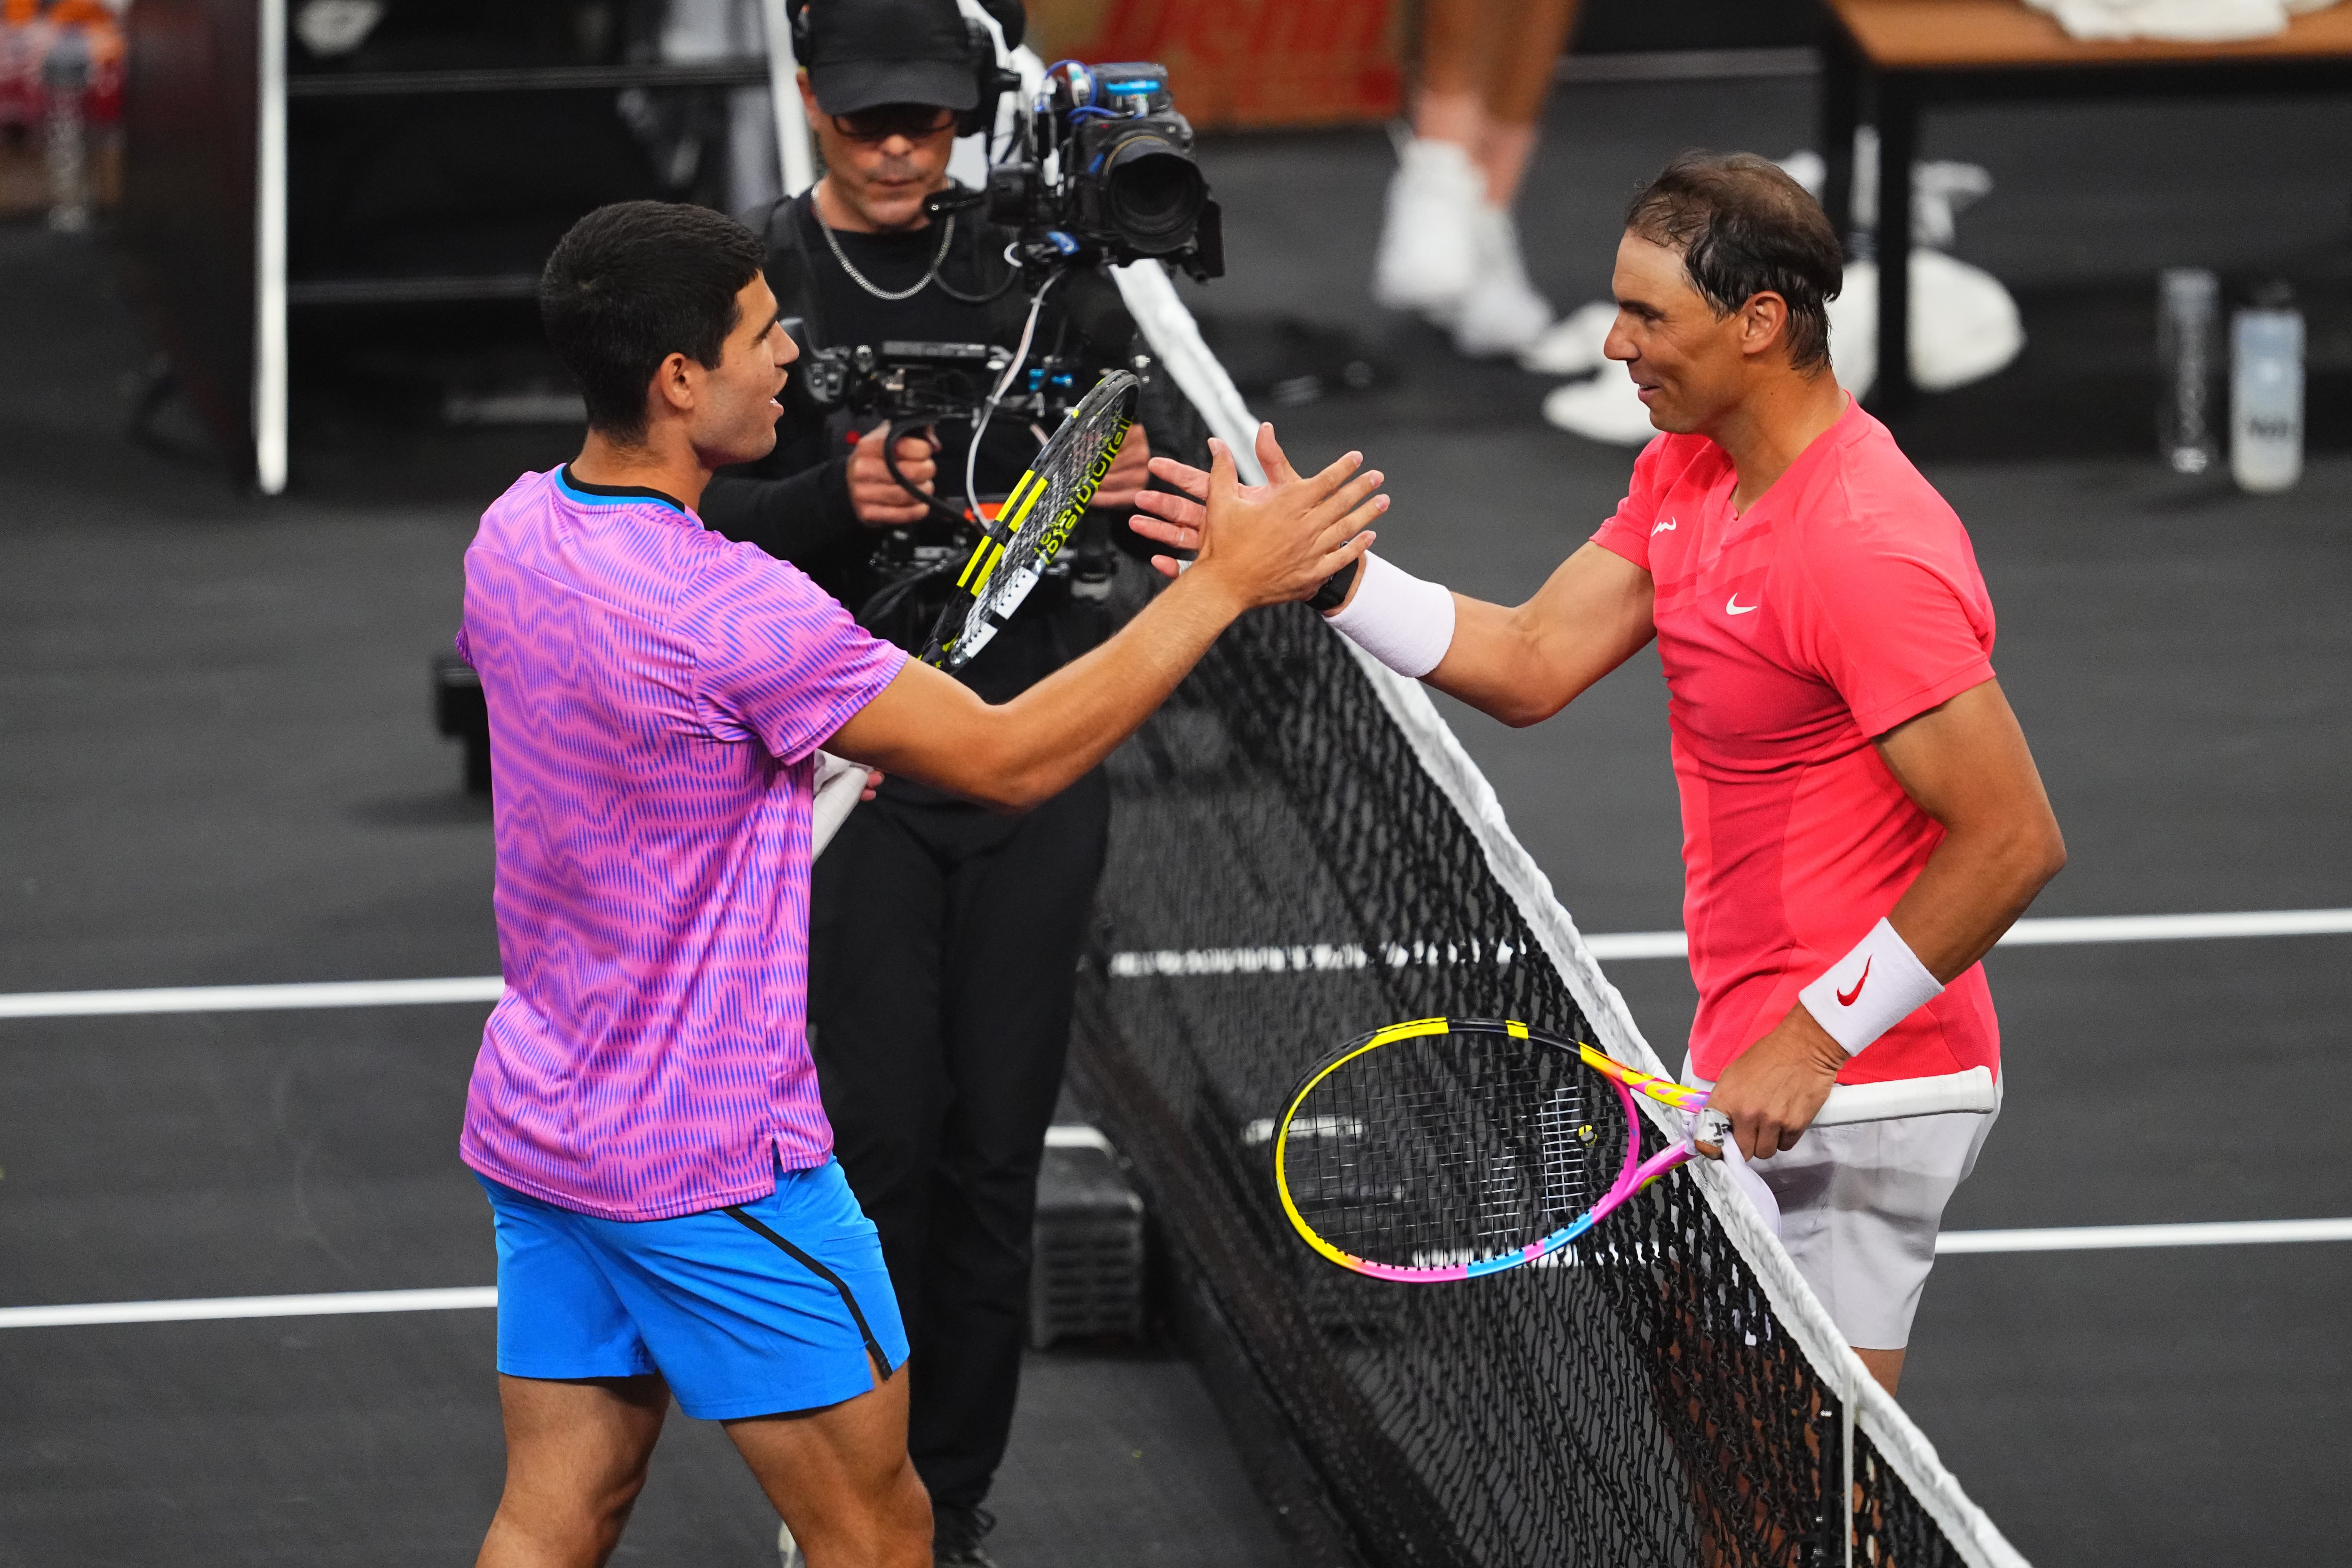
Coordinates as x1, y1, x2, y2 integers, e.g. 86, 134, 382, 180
699, 4, 1163, 1564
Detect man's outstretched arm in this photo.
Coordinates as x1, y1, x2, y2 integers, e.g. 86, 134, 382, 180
1135, 463, 1658, 724
1421, 544, 1658, 725
828, 430, 1385, 812
1704, 678, 2066, 1160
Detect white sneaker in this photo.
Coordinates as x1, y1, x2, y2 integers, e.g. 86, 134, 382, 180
1775, 139, 1993, 250
1517, 298, 1618, 375
1825, 252, 2025, 399
1541, 366, 1658, 446
779, 1520, 806, 1568
1372, 138, 1482, 316
1450, 204, 1554, 357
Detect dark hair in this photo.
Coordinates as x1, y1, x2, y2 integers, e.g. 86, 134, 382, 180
1624, 151, 1842, 374
540, 201, 767, 441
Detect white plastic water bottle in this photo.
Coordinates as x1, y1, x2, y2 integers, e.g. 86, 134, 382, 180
2230, 288, 2304, 494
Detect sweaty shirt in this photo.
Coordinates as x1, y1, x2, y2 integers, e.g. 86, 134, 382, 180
457, 466, 907, 1220
1590, 401, 2000, 1087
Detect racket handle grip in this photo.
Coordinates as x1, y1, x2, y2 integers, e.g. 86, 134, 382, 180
1812, 1065, 1997, 1125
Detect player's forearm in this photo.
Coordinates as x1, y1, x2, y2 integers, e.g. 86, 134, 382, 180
941, 569, 1247, 811
1888, 813, 2067, 981
1422, 594, 1590, 725
1420, 547, 1656, 726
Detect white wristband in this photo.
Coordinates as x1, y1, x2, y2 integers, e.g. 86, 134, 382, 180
1324, 553, 1456, 679
1798, 917, 1943, 1056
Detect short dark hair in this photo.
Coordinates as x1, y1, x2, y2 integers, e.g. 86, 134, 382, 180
540, 201, 767, 441
1625, 152, 1842, 374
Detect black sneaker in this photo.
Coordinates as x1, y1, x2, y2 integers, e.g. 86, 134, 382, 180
932, 1504, 1001, 1567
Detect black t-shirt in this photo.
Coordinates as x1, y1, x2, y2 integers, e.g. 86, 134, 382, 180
700, 190, 1138, 709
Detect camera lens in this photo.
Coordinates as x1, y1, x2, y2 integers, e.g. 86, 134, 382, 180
1101, 134, 1207, 255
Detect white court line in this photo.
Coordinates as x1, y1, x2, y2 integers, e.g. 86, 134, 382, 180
0, 976, 505, 1021
1584, 931, 1691, 960
6, 1218, 2347, 1329
3, 908, 2351, 1022
1993, 908, 2352, 945
0, 1286, 496, 1330
1938, 1217, 2352, 1254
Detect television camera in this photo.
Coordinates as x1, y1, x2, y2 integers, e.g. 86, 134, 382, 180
971, 59, 1223, 281
794, 57, 1222, 638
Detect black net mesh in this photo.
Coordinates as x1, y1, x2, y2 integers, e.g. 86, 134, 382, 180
1070, 592, 1974, 1568
1856, 1429, 1972, 1568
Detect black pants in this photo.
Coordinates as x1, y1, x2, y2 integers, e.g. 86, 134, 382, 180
806, 770, 1110, 1511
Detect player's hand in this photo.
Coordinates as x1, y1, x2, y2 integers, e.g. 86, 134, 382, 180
1133, 423, 1369, 588
1183, 423, 1383, 612
1132, 445, 1254, 570
859, 767, 883, 801
1092, 421, 1153, 512
1696, 1005, 1849, 1162
849, 423, 938, 527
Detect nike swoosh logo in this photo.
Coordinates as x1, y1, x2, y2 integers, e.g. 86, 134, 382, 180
1652, 518, 1677, 535
1726, 594, 1758, 616
1837, 957, 1872, 1007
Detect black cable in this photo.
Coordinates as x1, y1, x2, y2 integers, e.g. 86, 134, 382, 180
879, 416, 969, 527
932, 256, 1027, 305
855, 554, 960, 634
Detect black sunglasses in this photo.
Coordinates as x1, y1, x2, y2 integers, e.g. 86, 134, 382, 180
831, 103, 959, 143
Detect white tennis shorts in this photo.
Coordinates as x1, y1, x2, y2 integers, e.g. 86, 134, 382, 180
1686, 1062, 2002, 1351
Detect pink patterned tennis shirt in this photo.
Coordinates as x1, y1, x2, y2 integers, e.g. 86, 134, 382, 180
456, 465, 907, 1221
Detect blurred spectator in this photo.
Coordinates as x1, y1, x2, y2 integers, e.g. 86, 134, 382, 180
1372, 0, 1578, 358
0, 0, 122, 220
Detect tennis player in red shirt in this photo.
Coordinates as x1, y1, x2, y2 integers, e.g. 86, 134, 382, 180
1136, 151, 2064, 1394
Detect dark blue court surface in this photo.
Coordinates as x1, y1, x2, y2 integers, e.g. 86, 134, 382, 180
5, 72, 2350, 1567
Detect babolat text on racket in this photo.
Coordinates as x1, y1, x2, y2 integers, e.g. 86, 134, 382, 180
1271, 1017, 1996, 1283
920, 369, 1140, 671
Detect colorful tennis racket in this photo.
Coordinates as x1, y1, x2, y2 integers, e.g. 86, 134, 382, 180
920, 368, 1139, 671
1271, 1017, 1996, 1284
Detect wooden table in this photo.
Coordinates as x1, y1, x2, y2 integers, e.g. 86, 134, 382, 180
1818, 0, 2352, 405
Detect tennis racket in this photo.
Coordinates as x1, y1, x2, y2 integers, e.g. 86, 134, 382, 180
919, 369, 1140, 671
1272, 1017, 1996, 1284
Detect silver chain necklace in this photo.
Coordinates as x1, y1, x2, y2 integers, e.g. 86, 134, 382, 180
815, 201, 957, 302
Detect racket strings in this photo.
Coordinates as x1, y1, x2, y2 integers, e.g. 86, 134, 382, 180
973, 404, 1128, 624
1284, 1035, 1627, 1269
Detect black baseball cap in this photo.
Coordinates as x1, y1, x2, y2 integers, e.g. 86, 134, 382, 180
803, 0, 976, 115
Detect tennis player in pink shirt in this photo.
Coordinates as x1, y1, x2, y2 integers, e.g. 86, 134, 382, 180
459, 200, 1384, 1568
1137, 152, 2065, 1396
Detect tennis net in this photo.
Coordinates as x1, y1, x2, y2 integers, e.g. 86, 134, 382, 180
1070, 269, 2029, 1568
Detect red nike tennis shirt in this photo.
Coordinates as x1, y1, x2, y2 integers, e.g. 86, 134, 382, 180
1591, 400, 2001, 1087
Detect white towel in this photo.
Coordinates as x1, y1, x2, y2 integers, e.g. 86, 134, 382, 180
2024, 0, 2314, 42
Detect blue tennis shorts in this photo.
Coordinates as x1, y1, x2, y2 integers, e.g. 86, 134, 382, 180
477, 1157, 908, 1421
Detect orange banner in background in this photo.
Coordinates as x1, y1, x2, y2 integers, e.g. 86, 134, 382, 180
1027, 0, 1406, 129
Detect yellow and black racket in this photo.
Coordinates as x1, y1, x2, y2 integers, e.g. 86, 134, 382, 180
920, 369, 1139, 671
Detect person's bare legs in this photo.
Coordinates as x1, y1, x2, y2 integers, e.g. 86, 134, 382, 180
1855, 1346, 1905, 1394
1474, 0, 1579, 206
477, 1374, 670, 1568
729, 1362, 931, 1568
1414, 0, 1581, 206
1414, 0, 1495, 154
